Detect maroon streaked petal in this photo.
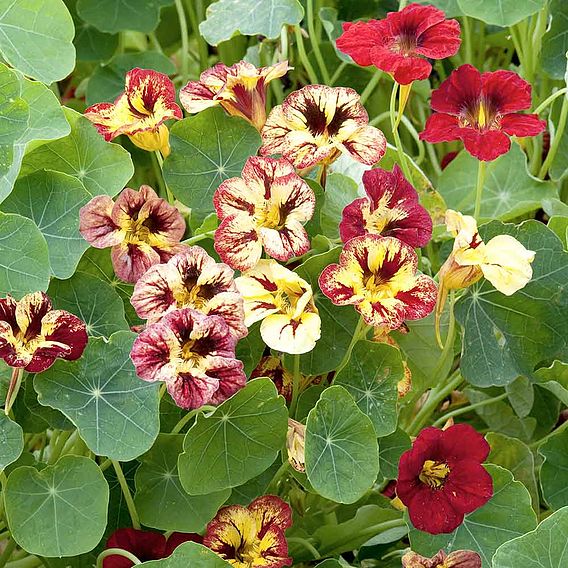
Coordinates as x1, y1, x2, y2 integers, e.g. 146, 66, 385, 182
111, 242, 161, 284
318, 264, 358, 306
83, 102, 121, 141
395, 274, 437, 321
0, 321, 18, 362
388, 202, 433, 248
214, 176, 258, 220
481, 70, 533, 113
40, 310, 87, 359
167, 371, 220, 409
259, 221, 310, 262
205, 292, 248, 340
241, 156, 296, 201
139, 198, 186, 244
459, 128, 511, 161
130, 320, 177, 383
111, 187, 149, 227
214, 215, 262, 271
0, 295, 17, 329
14, 292, 53, 339
390, 3, 447, 38
357, 298, 407, 329
125, 68, 182, 120
363, 165, 419, 206
206, 356, 246, 405
500, 113, 546, 137
79, 195, 122, 248
342, 124, 387, 165
415, 19, 461, 59
104, 528, 168, 568
260, 105, 290, 157
370, 46, 432, 84
430, 64, 482, 115
131, 262, 179, 320
179, 80, 219, 114
419, 113, 461, 143
335, 19, 387, 66
249, 495, 293, 531
339, 198, 368, 243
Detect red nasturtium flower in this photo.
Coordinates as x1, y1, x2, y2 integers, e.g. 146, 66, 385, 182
130, 308, 246, 410
261, 85, 387, 169
319, 235, 437, 329
250, 355, 293, 403
79, 185, 186, 284
402, 549, 481, 568
203, 495, 292, 568
336, 3, 461, 85
420, 64, 546, 161
0, 292, 87, 373
397, 424, 493, 534
180, 60, 290, 130
103, 528, 201, 568
214, 156, 315, 271
84, 68, 182, 156
339, 165, 432, 247
130, 247, 247, 339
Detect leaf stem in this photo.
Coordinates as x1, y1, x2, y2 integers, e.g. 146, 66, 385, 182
431, 392, 508, 428
174, 0, 190, 85
96, 548, 141, 568
0, 539, 16, 568
171, 405, 216, 434
4, 368, 23, 416
334, 316, 370, 376
293, 26, 319, 85
330, 61, 347, 85
47, 430, 73, 465
111, 460, 141, 530
389, 82, 412, 180
538, 94, 568, 179
289, 354, 302, 418
359, 70, 382, 106
306, 0, 330, 84
287, 537, 321, 559
184, 0, 208, 71
184, 230, 216, 245
530, 419, 568, 449
473, 159, 487, 220
533, 87, 567, 116
154, 151, 175, 204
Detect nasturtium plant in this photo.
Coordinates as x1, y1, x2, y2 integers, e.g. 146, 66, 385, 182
0, 0, 567, 566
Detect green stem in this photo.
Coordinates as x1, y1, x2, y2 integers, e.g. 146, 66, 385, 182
359, 70, 382, 106
286, 537, 321, 560
111, 460, 141, 530
148, 32, 163, 54
154, 151, 175, 204
96, 549, 141, 568
330, 61, 347, 85
184, 0, 208, 71
289, 354, 301, 418
294, 26, 319, 84
0, 540, 16, 568
534, 88, 568, 115
48, 430, 73, 465
389, 82, 412, 180
5, 557, 42, 568
334, 317, 369, 376
473, 159, 487, 221
174, 0, 190, 85
530, 420, 568, 449
171, 405, 215, 434
408, 372, 463, 436
4, 368, 23, 416
539, 94, 568, 179
184, 230, 216, 245
306, 0, 330, 84
432, 392, 508, 428
462, 17, 472, 63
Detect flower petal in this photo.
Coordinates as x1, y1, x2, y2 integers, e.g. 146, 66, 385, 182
260, 312, 321, 354
370, 46, 432, 84
167, 370, 220, 410
104, 528, 168, 568
341, 124, 387, 164
459, 128, 511, 161
336, 20, 385, 66
131, 261, 180, 321
259, 221, 311, 262
206, 355, 247, 405
481, 70, 533, 113
500, 113, 546, 137
111, 242, 161, 283
444, 461, 493, 515
415, 19, 462, 59
205, 292, 248, 339
395, 274, 437, 321
79, 195, 123, 248
214, 214, 262, 271
419, 113, 461, 143
430, 64, 482, 115
214, 176, 259, 220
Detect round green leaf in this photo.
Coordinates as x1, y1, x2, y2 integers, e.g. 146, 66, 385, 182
0, 0, 75, 84
538, 425, 568, 510
320, 173, 359, 240
178, 378, 288, 495
134, 434, 230, 532
334, 341, 403, 437
409, 465, 537, 567
456, 221, 568, 387
493, 506, 568, 568
139, 541, 230, 567
35, 331, 160, 461
305, 385, 379, 504
48, 272, 130, 338
0, 64, 28, 146
5, 455, 109, 557
438, 146, 557, 222
21, 108, 134, 198
457, 0, 545, 26
542, 0, 568, 79
378, 428, 411, 480
0, 212, 50, 298
2, 170, 90, 279
199, 0, 304, 46
534, 360, 568, 405
163, 108, 261, 223
77, 0, 170, 33
0, 414, 23, 471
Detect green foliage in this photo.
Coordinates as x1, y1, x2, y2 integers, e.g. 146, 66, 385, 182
456, 0, 546, 26
538, 425, 568, 510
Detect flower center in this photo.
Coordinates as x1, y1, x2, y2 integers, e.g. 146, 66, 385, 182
124, 216, 157, 244
393, 33, 417, 56
256, 202, 286, 230
419, 459, 451, 489
461, 100, 501, 132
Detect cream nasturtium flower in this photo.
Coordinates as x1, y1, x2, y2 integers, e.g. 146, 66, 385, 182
436, 209, 535, 334
235, 260, 321, 355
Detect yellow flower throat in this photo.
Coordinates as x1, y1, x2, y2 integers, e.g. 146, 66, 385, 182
419, 460, 451, 489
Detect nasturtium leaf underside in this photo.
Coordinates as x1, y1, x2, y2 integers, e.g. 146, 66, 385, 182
439, 145, 557, 221
292, 247, 360, 375
134, 434, 230, 532
0, 212, 50, 299
456, 220, 568, 387
456, 0, 545, 26
492, 506, 568, 568
305, 385, 379, 504
139, 542, 230, 567
0, 0, 76, 84
199, 0, 304, 46
4, 455, 109, 557
334, 340, 403, 436
48, 272, 130, 338
21, 108, 134, 198
0, 414, 23, 471
538, 425, 568, 510
178, 378, 288, 495
35, 332, 160, 461
2, 170, 90, 279
163, 109, 261, 224
409, 465, 537, 567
